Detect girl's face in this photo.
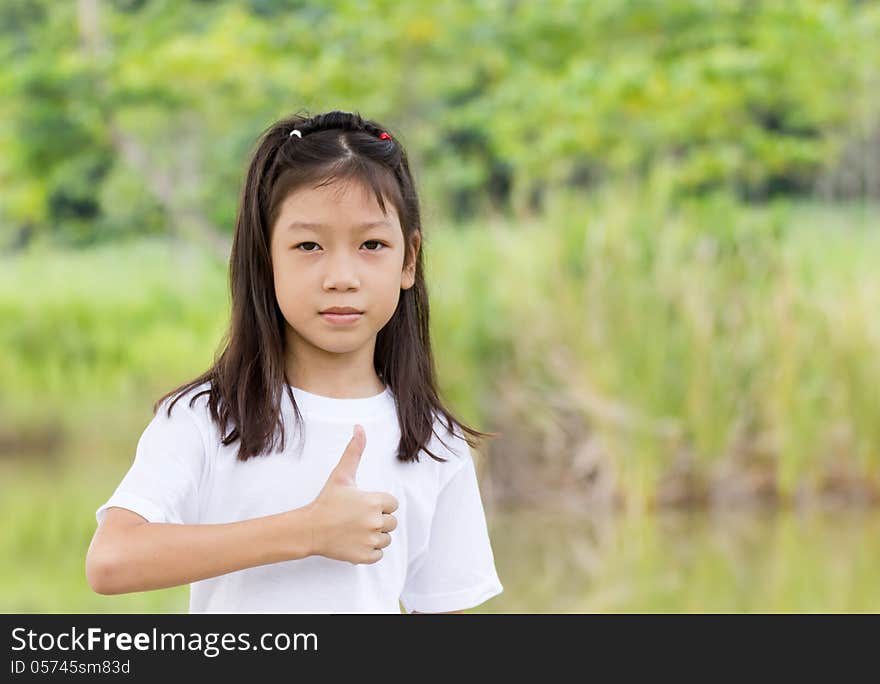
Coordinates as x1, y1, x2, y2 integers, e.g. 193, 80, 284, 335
269, 178, 419, 363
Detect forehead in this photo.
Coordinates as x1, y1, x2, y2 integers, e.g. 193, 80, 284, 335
276, 179, 400, 229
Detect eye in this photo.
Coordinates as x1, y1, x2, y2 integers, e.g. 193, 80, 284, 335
293, 241, 388, 252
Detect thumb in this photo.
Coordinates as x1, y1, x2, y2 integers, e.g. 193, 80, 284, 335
332, 424, 366, 484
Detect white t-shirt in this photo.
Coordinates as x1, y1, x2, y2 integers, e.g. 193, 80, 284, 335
95, 382, 503, 614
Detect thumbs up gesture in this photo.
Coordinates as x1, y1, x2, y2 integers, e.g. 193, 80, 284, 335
305, 424, 399, 564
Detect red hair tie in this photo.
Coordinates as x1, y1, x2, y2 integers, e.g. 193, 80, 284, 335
379, 132, 391, 140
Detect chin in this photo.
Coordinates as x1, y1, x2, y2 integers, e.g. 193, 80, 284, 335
316, 332, 371, 351
321, 344, 369, 356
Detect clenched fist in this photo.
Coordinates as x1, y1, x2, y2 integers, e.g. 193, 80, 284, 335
304, 424, 399, 564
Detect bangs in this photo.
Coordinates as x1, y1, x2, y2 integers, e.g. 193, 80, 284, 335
268, 156, 405, 232
315, 158, 404, 219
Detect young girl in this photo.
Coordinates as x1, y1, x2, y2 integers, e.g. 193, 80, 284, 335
86, 109, 504, 614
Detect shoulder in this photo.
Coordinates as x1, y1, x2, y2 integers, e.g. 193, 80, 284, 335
126, 382, 213, 481
149, 381, 214, 448
426, 411, 474, 485
158, 380, 212, 419
429, 412, 470, 459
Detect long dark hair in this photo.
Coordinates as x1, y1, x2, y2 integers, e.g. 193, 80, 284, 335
156, 109, 497, 463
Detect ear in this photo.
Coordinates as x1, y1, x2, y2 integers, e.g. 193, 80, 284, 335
401, 230, 421, 290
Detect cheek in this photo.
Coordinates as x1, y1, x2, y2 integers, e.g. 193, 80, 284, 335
376, 276, 403, 315
272, 268, 306, 314
377, 265, 405, 296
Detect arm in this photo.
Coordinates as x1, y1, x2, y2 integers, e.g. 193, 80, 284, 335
88, 425, 399, 596
86, 505, 314, 595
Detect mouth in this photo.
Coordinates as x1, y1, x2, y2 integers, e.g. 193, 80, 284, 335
319, 310, 363, 325
320, 307, 363, 315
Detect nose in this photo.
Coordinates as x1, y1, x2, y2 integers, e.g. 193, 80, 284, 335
322, 251, 360, 291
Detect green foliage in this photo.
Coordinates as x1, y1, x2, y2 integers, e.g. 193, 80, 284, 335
1, 192, 878, 613
2, 0, 879, 246
2, 192, 878, 505
3, 2, 878, 612
0, 238, 228, 436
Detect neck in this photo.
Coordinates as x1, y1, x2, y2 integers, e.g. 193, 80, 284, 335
284, 335, 385, 400
289, 373, 386, 399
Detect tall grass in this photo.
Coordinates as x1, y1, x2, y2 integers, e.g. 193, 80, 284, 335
2, 188, 878, 506
0, 238, 228, 462
431, 183, 880, 508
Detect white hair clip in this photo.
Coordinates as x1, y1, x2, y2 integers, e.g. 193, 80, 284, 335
289, 129, 302, 138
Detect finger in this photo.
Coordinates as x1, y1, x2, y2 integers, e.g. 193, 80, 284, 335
374, 532, 392, 549
378, 492, 399, 514
380, 513, 398, 533
332, 424, 366, 483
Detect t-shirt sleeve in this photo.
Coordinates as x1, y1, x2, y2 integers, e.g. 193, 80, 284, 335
399, 431, 504, 613
95, 399, 207, 526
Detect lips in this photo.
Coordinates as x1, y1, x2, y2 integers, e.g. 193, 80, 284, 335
320, 309, 363, 326
320, 307, 363, 314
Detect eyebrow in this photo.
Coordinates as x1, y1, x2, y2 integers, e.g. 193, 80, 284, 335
285, 220, 393, 233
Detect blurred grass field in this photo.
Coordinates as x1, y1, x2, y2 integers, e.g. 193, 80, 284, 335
2, 185, 879, 501
2, 186, 879, 611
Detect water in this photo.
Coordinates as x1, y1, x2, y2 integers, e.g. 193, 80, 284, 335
2, 462, 878, 612
484, 507, 880, 613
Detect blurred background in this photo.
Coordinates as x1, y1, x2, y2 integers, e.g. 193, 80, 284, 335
2, 0, 879, 612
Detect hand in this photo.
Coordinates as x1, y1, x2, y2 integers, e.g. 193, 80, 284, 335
305, 424, 399, 564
